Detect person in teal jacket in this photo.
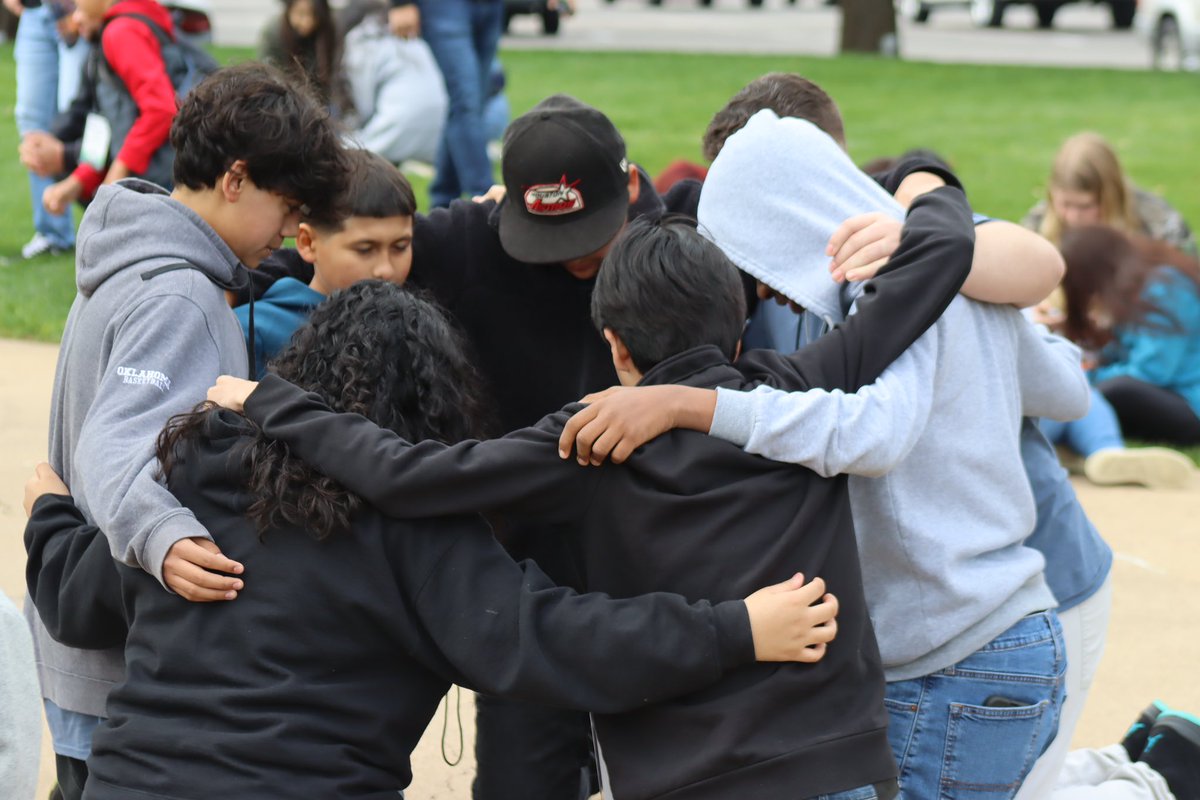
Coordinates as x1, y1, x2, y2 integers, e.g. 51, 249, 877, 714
1060, 225, 1200, 449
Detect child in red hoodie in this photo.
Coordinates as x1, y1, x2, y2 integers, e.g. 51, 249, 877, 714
41, 0, 177, 213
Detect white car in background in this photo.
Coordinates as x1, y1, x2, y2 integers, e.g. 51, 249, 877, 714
898, 0, 1136, 29
1137, 0, 1200, 70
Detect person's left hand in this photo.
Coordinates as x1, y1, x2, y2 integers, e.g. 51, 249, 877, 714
24, 462, 70, 518
207, 376, 259, 413
826, 212, 902, 284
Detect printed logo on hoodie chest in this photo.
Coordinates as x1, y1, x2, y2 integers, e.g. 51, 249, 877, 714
116, 366, 172, 393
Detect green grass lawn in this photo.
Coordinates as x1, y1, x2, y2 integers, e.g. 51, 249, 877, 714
1, 44, 1197, 461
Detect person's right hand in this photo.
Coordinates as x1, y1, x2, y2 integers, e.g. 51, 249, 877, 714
163, 538, 245, 602
388, 4, 420, 37
743, 574, 839, 663
23, 462, 70, 517
206, 376, 259, 413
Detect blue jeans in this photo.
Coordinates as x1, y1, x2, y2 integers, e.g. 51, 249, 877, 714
422, 0, 502, 207
1040, 387, 1123, 457
14, 5, 90, 247
815, 781, 900, 799
885, 611, 1067, 800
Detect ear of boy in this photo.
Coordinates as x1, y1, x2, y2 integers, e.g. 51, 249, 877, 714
603, 328, 642, 387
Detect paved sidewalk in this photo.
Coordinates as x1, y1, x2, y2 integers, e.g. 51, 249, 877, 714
2, 336, 1197, 799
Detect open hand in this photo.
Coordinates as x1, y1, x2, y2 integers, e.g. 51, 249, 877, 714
827, 212, 902, 284
163, 537, 245, 602
23, 462, 70, 517
744, 574, 839, 663
559, 385, 715, 466
207, 376, 258, 413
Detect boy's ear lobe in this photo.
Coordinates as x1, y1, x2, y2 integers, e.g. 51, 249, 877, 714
627, 166, 640, 206
295, 223, 318, 264
603, 327, 632, 367
221, 159, 250, 203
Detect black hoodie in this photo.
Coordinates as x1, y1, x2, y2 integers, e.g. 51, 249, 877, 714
25, 411, 758, 800
227, 187, 975, 799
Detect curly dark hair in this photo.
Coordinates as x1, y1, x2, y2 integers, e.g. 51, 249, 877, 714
157, 282, 491, 540
170, 62, 350, 226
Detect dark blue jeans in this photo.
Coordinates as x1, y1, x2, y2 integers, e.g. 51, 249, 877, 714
421, 0, 503, 207
885, 611, 1067, 799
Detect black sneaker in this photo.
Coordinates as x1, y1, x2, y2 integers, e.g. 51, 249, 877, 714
1140, 711, 1200, 800
1122, 700, 1170, 760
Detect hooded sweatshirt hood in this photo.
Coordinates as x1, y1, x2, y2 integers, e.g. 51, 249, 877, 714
77, 179, 243, 297
698, 111, 904, 327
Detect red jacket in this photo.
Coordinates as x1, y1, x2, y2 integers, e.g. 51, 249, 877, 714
72, 0, 177, 195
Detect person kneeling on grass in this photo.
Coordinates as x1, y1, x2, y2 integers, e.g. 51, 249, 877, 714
24, 281, 838, 800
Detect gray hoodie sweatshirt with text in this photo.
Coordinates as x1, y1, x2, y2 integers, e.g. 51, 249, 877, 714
27, 179, 249, 718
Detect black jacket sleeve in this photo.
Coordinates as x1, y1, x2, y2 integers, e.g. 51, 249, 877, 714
392, 514, 754, 711
872, 156, 965, 197
24, 494, 127, 649
736, 185, 975, 394
244, 376, 593, 523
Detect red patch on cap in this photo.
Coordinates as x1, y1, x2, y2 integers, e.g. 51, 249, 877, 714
524, 176, 585, 216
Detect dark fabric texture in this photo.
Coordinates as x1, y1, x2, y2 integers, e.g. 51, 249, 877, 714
24, 412, 754, 800
473, 693, 596, 800
1098, 375, 1200, 445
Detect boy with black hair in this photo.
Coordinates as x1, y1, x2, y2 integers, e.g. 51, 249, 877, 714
29, 62, 349, 799
234, 148, 417, 375
208, 168, 977, 798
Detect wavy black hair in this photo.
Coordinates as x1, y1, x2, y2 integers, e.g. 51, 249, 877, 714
157, 282, 490, 540
591, 214, 746, 374
171, 62, 350, 227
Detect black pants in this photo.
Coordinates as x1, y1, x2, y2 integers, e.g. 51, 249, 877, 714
55, 754, 88, 800
1098, 375, 1200, 445
472, 693, 596, 800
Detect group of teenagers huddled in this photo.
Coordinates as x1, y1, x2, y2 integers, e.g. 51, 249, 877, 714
5, 55, 1200, 800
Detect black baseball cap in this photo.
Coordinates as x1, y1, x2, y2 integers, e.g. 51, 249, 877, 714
498, 95, 631, 265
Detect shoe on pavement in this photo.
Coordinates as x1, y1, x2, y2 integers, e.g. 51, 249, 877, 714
1083, 447, 1194, 490
1122, 700, 1170, 760
1140, 710, 1200, 800
21, 233, 69, 260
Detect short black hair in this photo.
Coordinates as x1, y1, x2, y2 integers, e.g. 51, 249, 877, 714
703, 73, 844, 162
592, 215, 746, 374
314, 149, 416, 231
171, 62, 350, 226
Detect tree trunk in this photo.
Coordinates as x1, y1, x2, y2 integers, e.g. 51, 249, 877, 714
840, 0, 900, 56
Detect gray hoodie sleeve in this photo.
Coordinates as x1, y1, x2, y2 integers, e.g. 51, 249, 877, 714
1016, 321, 1091, 422
0, 596, 40, 800
709, 326, 938, 478
72, 294, 218, 588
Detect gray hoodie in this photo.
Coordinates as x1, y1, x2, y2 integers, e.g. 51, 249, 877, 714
28, 179, 249, 718
701, 112, 1089, 680
1, 594, 40, 800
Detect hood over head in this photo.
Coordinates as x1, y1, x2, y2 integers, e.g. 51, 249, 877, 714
697, 110, 903, 326
76, 179, 243, 297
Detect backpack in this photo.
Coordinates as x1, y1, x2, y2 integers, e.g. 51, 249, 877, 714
106, 12, 219, 100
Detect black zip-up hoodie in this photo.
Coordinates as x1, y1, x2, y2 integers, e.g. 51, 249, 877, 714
24, 411, 760, 800
232, 187, 975, 799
